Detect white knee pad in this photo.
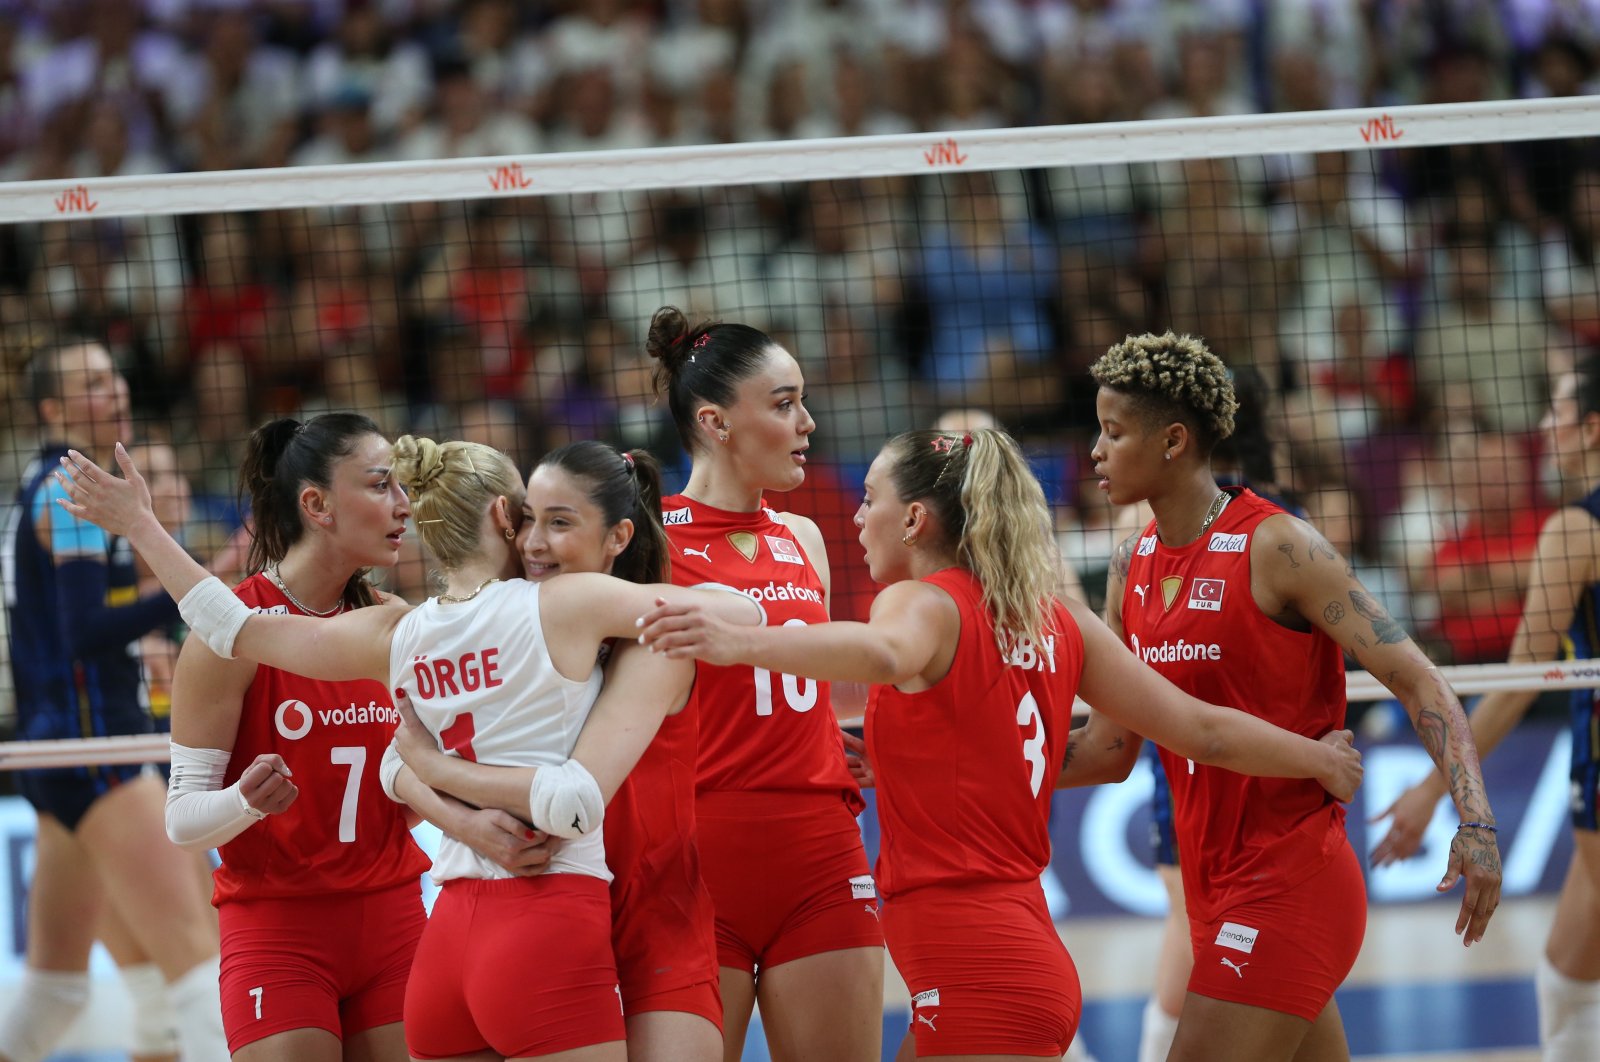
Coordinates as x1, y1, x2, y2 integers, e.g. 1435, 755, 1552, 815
119, 962, 180, 1056
168, 956, 229, 1062
0, 967, 90, 1062
1137, 995, 1181, 1062
1537, 956, 1600, 1061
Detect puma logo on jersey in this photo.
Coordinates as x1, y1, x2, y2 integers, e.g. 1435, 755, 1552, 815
682, 544, 712, 562
916, 1013, 938, 1032
1220, 958, 1249, 978
1133, 584, 1147, 606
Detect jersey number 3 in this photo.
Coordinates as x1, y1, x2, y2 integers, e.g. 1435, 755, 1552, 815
1017, 692, 1046, 797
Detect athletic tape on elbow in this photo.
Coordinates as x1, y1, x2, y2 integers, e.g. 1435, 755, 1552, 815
177, 576, 250, 659
527, 759, 604, 839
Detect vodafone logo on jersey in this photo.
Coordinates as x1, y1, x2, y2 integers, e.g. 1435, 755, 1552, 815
273, 698, 401, 740
738, 580, 822, 605
1187, 578, 1225, 611
1129, 634, 1222, 664
275, 699, 314, 740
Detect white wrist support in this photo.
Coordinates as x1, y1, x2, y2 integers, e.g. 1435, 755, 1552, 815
527, 759, 604, 839
177, 576, 251, 660
165, 742, 263, 849
690, 581, 768, 625
379, 742, 406, 803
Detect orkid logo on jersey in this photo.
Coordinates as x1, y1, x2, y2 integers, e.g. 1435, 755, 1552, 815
273, 698, 400, 740
1208, 532, 1247, 553
1137, 535, 1157, 556
1188, 578, 1225, 611
662, 507, 693, 526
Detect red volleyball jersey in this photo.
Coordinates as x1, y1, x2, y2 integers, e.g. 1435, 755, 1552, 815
661, 494, 861, 808
212, 575, 430, 904
1120, 489, 1348, 923
867, 568, 1083, 899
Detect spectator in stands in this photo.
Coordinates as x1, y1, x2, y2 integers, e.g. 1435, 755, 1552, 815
915, 171, 1056, 401
1414, 240, 1553, 433
1421, 432, 1550, 664
1541, 163, 1600, 345
395, 55, 538, 161
302, 3, 431, 138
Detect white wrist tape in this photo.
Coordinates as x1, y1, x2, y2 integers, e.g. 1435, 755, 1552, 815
165, 742, 262, 849
690, 581, 767, 625
177, 576, 251, 660
379, 742, 406, 803
527, 759, 604, 839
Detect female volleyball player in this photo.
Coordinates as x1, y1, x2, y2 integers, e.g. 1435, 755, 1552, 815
1373, 361, 1600, 1060
146, 413, 431, 1061
53, 434, 758, 1061
645, 306, 884, 1062
386, 439, 723, 1061
1074, 332, 1500, 1062
636, 427, 1363, 1060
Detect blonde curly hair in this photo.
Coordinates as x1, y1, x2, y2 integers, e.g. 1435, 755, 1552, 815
1090, 332, 1238, 452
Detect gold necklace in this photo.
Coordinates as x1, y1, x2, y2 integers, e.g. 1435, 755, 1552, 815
267, 565, 343, 617
1197, 490, 1229, 537
437, 577, 501, 605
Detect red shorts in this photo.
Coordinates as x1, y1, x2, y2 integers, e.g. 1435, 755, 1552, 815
1187, 842, 1367, 1021
883, 880, 1079, 1058
218, 880, 424, 1053
610, 833, 721, 1025
405, 875, 625, 1059
696, 790, 883, 974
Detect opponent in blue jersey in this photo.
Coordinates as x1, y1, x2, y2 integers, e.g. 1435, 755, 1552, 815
0, 339, 226, 1061
1376, 359, 1600, 1060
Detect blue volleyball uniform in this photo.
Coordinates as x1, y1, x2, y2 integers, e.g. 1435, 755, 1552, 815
1565, 484, 1600, 831
3, 445, 179, 829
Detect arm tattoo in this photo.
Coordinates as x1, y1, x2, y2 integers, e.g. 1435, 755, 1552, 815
1323, 601, 1345, 624
1061, 738, 1077, 770
1417, 707, 1447, 762
1112, 534, 1137, 579
1349, 589, 1407, 644
1109, 736, 1125, 752
1278, 543, 1300, 568
1307, 530, 1338, 564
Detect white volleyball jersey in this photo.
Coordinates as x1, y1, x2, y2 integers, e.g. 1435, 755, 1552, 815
389, 579, 608, 883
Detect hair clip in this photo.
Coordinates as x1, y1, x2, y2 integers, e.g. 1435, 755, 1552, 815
621, 451, 635, 470
693, 333, 711, 350
962, 432, 973, 447
931, 436, 956, 454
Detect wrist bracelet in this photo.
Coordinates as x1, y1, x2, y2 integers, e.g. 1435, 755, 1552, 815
1457, 821, 1498, 833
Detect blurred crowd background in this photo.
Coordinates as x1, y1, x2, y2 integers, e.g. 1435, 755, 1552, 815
1, 0, 1599, 719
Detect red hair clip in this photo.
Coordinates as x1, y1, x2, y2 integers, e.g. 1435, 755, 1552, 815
962, 432, 973, 447
692, 333, 711, 350
621, 451, 635, 470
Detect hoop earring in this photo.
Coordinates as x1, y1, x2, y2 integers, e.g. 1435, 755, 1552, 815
504, 527, 515, 540
901, 534, 915, 546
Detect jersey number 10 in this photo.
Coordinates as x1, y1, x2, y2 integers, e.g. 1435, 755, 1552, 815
752, 619, 817, 715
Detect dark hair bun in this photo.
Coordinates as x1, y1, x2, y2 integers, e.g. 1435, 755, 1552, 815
646, 306, 694, 373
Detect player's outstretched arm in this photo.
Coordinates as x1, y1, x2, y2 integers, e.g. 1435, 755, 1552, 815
635, 578, 955, 686
1373, 506, 1596, 865
1256, 513, 1501, 945
1070, 597, 1362, 800
56, 444, 400, 683
1058, 529, 1145, 788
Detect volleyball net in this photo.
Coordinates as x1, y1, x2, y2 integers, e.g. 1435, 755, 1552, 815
2, 96, 1599, 760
